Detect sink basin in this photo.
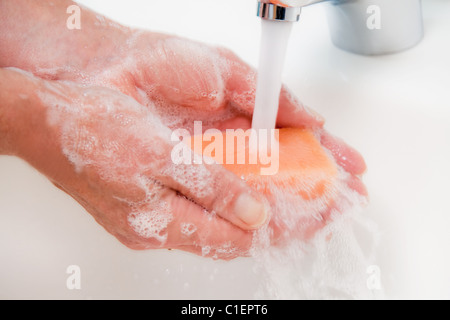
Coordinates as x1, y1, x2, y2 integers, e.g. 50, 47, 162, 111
1, 0, 449, 299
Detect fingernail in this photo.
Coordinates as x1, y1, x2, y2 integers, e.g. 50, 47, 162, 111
234, 194, 268, 229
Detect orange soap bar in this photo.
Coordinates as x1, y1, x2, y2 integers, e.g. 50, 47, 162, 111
188, 128, 338, 201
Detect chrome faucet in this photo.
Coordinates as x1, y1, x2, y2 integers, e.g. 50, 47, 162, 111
257, 0, 424, 55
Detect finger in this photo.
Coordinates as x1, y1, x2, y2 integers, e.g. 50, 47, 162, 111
164, 191, 254, 260
153, 142, 270, 231
345, 174, 369, 197
134, 36, 229, 111
220, 48, 325, 128
277, 86, 325, 128
319, 130, 367, 176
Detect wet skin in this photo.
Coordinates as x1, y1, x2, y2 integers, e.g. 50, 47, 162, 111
0, 0, 366, 259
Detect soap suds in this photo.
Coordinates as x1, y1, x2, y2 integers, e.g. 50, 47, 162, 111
37, 81, 179, 245
128, 208, 173, 243
160, 156, 214, 200
249, 164, 380, 300
180, 223, 198, 237
202, 246, 211, 257
29, 29, 379, 299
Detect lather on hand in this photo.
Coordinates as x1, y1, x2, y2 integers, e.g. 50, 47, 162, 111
0, 0, 366, 259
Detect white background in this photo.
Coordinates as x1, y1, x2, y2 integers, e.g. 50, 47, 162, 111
0, 0, 449, 299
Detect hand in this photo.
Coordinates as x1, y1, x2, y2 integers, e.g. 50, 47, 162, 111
0, 1, 367, 259
0, 1, 325, 131
52, 29, 366, 247
4, 68, 366, 260
4, 68, 268, 259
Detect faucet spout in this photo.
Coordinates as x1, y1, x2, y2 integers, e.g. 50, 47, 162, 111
257, 0, 424, 55
257, 1, 329, 22
261, 0, 327, 9
257, 2, 302, 22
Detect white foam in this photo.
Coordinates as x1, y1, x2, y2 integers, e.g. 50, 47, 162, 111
37, 80, 180, 244
31, 30, 379, 298
250, 165, 380, 300
253, 213, 381, 300
202, 246, 211, 257
180, 223, 197, 237
199, 242, 240, 260
249, 18, 379, 296
160, 155, 214, 200
213, 241, 238, 259
128, 208, 173, 243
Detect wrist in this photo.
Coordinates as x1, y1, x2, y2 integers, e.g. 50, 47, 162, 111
0, 68, 82, 187
0, 68, 43, 156
0, 0, 130, 79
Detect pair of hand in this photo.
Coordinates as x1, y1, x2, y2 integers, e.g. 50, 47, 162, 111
0, 1, 366, 260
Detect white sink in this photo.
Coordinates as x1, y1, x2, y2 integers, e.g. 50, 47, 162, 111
1, 0, 449, 299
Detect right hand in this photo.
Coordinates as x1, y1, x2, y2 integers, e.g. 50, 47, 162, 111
7, 67, 366, 260
7, 68, 267, 260
0, 1, 367, 259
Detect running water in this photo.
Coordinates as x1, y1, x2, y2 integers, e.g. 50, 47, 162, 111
250, 19, 382, 300
251, 19, 293, 151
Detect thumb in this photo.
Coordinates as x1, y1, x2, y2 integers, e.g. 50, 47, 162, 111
154, 141, 270, 231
